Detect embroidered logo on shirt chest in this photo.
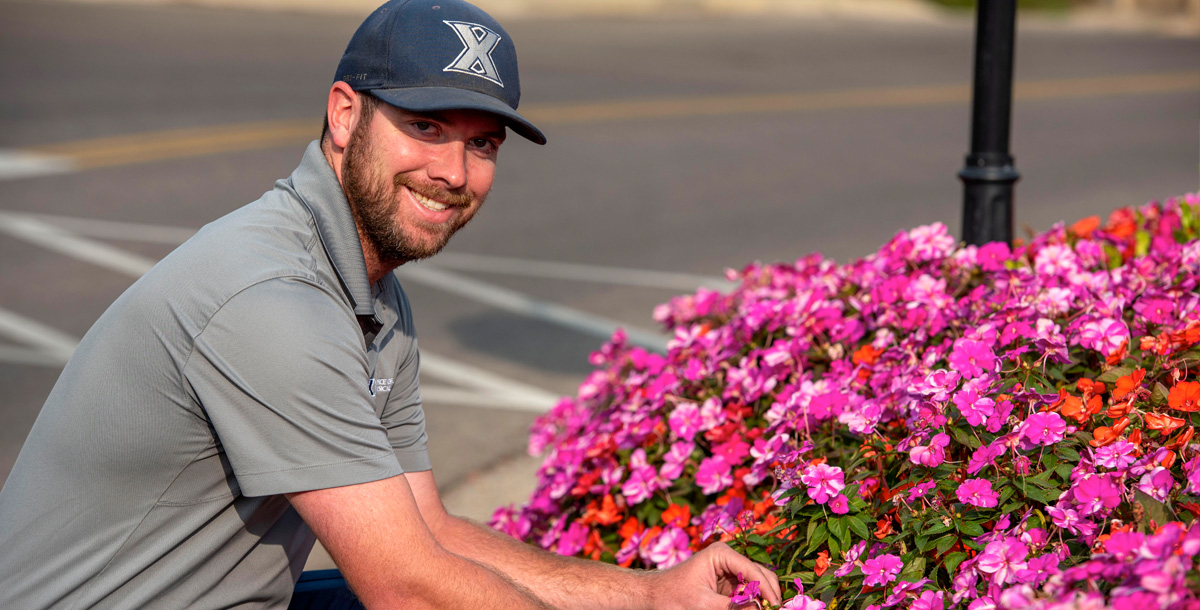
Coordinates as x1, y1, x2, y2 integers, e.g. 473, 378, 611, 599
368, 377, 394, 396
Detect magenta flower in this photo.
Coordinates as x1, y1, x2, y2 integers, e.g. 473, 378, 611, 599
800, 463, 846, 504
911, 590, 945, 610
730, 572, 761, 605
1072, 474, 1122, 515
976, 539, 1028, 585
1137, 467, 1175, 502
1022, 412, 1067, 446
696, 455, 733, 495
782, 595, 826, 610
659, 441, 693, 482
828, 494, 849, 514
909, 432, 950, 467
948, 338, 997, 379
1079, 317, 1130, 357
957, 478, 999, 508
861, 553, 903, 587
555, 521, 589, 556
668, 402, 702, 441
908, 480, 937, 501
953, 386, 996, 427
1094, 441, 1138, 470
835, 540, 867, 577
644, 526, 692, 568
967, 442, 1006, 475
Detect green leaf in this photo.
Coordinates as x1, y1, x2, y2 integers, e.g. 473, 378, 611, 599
806, 523, 830, 555
1042, 453, 1059, 471
746, 546, 770, 564
1025, 471, 1058, 489
915, 533, 931, 552
1098, 366, 1134, 383
942, 551, 969, 577
829, 516, 850, 545
1022, 484, 1061, 505
957, 521, 985, 537
808, 569, 838, 595
951, 426, 982, 449
848, 516, 871, 540
925, 521, 953, 536
934, 533, 958, 555
899, 556, 926, 581
1055, 463, 1075, 480
1135, 230, 1151, 257
1152, 382, 1171, 406
1056, 444, 1080, 462
1134, 489, 1178, 527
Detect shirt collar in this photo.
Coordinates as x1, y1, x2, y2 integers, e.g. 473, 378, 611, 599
288, 140, 375, 317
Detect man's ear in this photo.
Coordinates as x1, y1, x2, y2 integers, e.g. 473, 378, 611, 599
326, 82, 359, 151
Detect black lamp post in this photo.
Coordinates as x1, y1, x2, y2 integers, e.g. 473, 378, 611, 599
959, 0, 1020, 246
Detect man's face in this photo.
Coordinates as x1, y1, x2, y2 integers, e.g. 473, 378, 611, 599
342, 99, 505, 266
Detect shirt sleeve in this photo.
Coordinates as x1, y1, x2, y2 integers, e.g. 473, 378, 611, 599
379, 278, 431, 473
183, 277, 403, 497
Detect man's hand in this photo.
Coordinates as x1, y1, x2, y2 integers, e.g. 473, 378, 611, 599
648, 542, 782, 610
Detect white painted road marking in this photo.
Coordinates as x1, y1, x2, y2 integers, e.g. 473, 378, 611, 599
0, 149, 75, 181
0, 306, 79, 366
432, 252, 734, 292
0, 212, 158, 277
397, 264, 669, 352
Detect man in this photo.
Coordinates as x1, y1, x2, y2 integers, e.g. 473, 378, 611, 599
0, 0, 781, 608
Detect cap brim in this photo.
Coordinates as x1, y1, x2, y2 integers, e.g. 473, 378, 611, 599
369, 86, 546, 145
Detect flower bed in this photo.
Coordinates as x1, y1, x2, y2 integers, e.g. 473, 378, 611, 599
493, 194, 1200, 609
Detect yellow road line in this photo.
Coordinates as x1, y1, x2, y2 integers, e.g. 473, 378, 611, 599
29, 70, 1200, 171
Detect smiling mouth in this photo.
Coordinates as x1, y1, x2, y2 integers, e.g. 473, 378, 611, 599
411, 189, 451, 212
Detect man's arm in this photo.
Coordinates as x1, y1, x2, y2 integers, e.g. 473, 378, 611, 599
287, 475, 553, 610
407, 471, 783, 610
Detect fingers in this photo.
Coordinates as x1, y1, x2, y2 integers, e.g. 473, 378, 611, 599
703, 543, 782, 606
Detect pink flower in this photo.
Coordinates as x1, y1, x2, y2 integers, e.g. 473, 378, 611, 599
800, 463, 846, 504
555, 521, 589, 556
1137, 466, 1175, 502
908, 480, 937, 501
835, 540, 867, 577
829, 494, 849, 514
696, 455, 733, 495
730, 572, 761, 605
1094, 441, 1137, 470
967, 442, 1005, 475
948, 338, 997, 379
659, 441, 693, 482
644, 526, 692, 568
1079, 317, 1129, 357
668, 402, 702, 441
909, 433, 950, 467
953, 386, 995, 427
911, 590, 945, 610
976, 539, 1028, 585
957, 478, 999, 508
1022, 412, 1067, 446
783, 595, 826, 610
861, 553, 903, 587
1072, 474, 1122, 515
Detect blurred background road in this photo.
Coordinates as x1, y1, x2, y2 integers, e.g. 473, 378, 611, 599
0, 0, 1196, 568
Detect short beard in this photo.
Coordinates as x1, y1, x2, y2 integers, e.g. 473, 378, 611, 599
341, 104, 482, 268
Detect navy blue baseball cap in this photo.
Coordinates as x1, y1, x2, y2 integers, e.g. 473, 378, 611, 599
335, 0, 546, 145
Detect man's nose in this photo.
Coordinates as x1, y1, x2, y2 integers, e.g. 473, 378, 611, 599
427, 141, 468, 190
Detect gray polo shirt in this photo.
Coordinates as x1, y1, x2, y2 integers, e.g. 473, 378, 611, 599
0, 141, 430, 609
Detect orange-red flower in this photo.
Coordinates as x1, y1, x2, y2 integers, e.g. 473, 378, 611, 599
1166, 426, 1195, 452
814, 550, 830, 577
662, 503, 691, 529
853, 344, 883, 366
1144, 413, 1185, 435
1169, 381, 1200, 412
1090, 416, 1131, 448
1071, 216, 1101, 238
618, 517, 644, 542
1106, 339, 1129, 366
1112, 369, 1146, 400
1077, 378, 1106, 397
874, 517, 893, 540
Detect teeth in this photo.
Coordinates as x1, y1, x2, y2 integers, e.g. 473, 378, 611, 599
413, 191, 447, 211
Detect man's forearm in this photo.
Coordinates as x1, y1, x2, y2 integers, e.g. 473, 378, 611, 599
433, 514, 655, 610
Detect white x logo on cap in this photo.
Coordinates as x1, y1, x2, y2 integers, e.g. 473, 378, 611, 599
443, 21, 504, 87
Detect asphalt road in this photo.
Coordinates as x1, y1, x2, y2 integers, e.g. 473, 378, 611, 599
0, 0, 1197, 515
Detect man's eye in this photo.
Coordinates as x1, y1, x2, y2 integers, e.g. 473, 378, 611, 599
471, 138, 497, 151
413, 121, 434, 132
